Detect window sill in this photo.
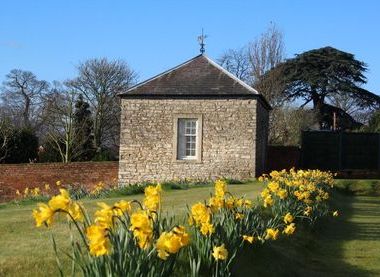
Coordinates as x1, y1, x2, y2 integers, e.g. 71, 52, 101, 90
173, 159, 203, 164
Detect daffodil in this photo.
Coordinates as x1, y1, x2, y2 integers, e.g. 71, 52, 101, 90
212, 244, 228, 260
172, 226, 189, 245
200, 221, 214, 236
32, 187, 40, 196
48, 189, 70, 211
260, 188, 270, 198
243, 199, 252, 208
283, 223, 296, 235
242, 235, 254, 244
268, 181, 280, 193
225, 198, 235, 209
277, 189, 288, 199
265, 228, 279, 240
190, 202, 210, 226
113, 200, 132, 216
143, 184, 161, 212
130, 210, 153, 249
209, 196, 224, 211
32, 203, 54, 227
155, 226, 189, 260
86, 224, 110, 256
214, 179, 227, 198
263, 195, 274, 208
304, 206, 312, 217
235, 213, 244, 220
94, 202, 114, 228
68, 202, 84, 221
234, 198, 244, 207
283, 213, 294, 224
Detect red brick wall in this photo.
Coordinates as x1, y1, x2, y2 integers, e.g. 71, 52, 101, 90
0, 162, 118, 201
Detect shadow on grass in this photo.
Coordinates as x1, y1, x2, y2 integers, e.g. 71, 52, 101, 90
344, 197, 380, 242
232, 193, 377, 277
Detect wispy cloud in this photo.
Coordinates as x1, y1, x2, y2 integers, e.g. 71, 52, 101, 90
0, 40, 23, 49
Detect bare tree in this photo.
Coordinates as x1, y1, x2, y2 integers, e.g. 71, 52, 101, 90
269, 107, 317, 146
0, 118, 13, 162
218, 47, 252, 84
249, 23, 284, 83
1, 69, 49, 130
327, 93, 376, 124
43, 84, 90, 163
219, 24, 300, 145
66, 58, 137, 154
218, 23, 286, 106
249, 23, 286, 106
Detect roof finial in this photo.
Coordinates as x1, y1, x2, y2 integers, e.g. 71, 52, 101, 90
197, 28, 208, 54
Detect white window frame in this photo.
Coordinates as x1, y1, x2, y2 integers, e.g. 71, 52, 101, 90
173, 114, 202, 162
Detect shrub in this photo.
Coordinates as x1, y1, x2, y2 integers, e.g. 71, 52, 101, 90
1, 128, 38, 163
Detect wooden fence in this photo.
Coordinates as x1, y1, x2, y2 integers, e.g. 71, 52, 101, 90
301, 131, 380, 171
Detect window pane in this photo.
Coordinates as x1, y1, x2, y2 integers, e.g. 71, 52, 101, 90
177, 118, 198, 159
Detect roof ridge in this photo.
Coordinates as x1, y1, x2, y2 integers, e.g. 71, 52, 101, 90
120, 54, 259, 96
120, 54, 204, 94
202, 55, 259, 94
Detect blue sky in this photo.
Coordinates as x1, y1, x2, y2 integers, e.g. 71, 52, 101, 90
0, 0, 379, 93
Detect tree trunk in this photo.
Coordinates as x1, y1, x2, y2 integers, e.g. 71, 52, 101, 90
23, 94, 31, 129
312, 94, 325, 129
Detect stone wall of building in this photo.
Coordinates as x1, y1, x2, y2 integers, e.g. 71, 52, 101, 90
119, 98, 264, 185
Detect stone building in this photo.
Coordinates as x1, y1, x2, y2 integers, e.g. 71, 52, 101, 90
118, 54, 270, 185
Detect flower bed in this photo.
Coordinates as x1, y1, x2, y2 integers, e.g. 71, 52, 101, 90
32, 169, 338, 276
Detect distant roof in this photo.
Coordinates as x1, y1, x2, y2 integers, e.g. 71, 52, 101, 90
119, 54, 271, 110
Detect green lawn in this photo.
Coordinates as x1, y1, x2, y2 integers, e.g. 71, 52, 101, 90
233, 192, 380, 277
1, 181, 380, 276
0, 183, 263, 277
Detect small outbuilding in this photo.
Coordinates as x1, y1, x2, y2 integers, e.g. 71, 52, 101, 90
118, 54, 270, 185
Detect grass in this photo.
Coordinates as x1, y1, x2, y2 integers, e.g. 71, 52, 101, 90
335, 179, 380, 196
233, 192, 380, 276
0, 182, 263, 277
1, 180, 380, 276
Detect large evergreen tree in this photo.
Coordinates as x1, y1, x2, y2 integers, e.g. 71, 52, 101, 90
73, 94, 94, 161
273, 46, 380, 128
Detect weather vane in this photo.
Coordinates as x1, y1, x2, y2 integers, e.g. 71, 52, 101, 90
197, 28, 208, 54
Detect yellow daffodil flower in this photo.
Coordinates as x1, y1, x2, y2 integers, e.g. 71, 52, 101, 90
86, 224, 110, 256
32, 203, 54, 227
242, 235, 255, 244
212, 244, 228, 260
283, 213, 294, 224
283, 223, 296, 235
265, 228, 279, 240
